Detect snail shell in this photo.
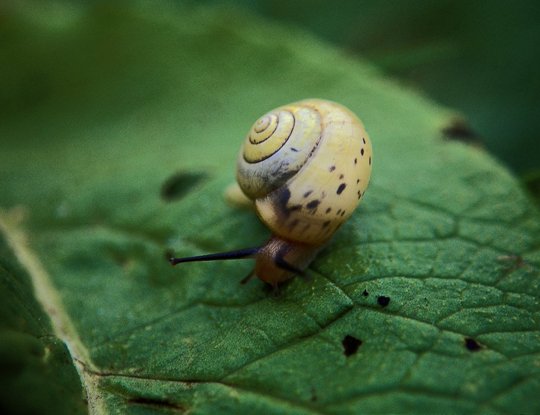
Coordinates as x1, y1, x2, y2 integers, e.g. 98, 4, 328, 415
170, 99, 372, 288
237, 99, 372, 246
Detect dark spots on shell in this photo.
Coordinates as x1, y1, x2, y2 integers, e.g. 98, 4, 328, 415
340, 210, 346, 217
356, 179, 360, 184
303, 190, 313, 198
342, 335, 362, 357
339, 174, 344, 180
442, 119, 482, 145
301, 223, 311, 233
288, 204, 302, 212
337, 183, 347, 195
336, 209, 342, 216
361, 148, 365, 156
369, 156, 371, 165
161, 171, 208, 201
354, 158, 357, 164
464, 337, 483, 352
377, 296, 390, 307
277, 186, 291, 205
322, 220, 331, 228
274, 186, 292, 218
357, 191, 362, 199
291, 147, 299, 152
329, 165, 336, 172
326, 207, 332, 214
306, 200, 320, 210
288, 219, 300, 230
362, 137, 366, 144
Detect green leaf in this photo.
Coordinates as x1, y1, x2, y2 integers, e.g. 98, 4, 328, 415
0, 213, 87, 414
1, 2, 539, 414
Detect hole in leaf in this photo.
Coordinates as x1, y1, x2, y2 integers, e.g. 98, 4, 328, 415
342, 335, 362, 356
161, 171, 208, 201
362, 289, 369, 297
442, 119, 482, 145
464, 337, 483, 352
377, 295, 390, 307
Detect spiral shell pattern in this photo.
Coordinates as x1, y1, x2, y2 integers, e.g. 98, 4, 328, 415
237, 99, 372, 245
238, 104, 323, 199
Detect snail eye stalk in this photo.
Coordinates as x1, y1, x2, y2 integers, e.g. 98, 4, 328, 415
169, 247, 260, 266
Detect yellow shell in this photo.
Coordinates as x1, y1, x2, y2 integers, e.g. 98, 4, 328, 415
236, 99, 372, 246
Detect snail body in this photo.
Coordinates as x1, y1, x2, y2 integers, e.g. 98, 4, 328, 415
170, 99, 372, 287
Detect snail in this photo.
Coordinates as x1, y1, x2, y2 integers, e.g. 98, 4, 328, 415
169, 99, 372, 288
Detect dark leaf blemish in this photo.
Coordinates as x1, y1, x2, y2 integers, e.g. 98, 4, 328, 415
377, 295, 390, 307
442, 119, 482, 145
464, 337, 483, 352
342, 335, 362, 356
161, 171, 208, 201
523, 172, 540, 201
128, 397, 185, 411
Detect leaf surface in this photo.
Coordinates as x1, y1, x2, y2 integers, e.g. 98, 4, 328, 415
1, 3, 539, 414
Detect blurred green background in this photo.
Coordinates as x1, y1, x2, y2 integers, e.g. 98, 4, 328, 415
186, 0, 540, 177
3, 0, 539, 177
